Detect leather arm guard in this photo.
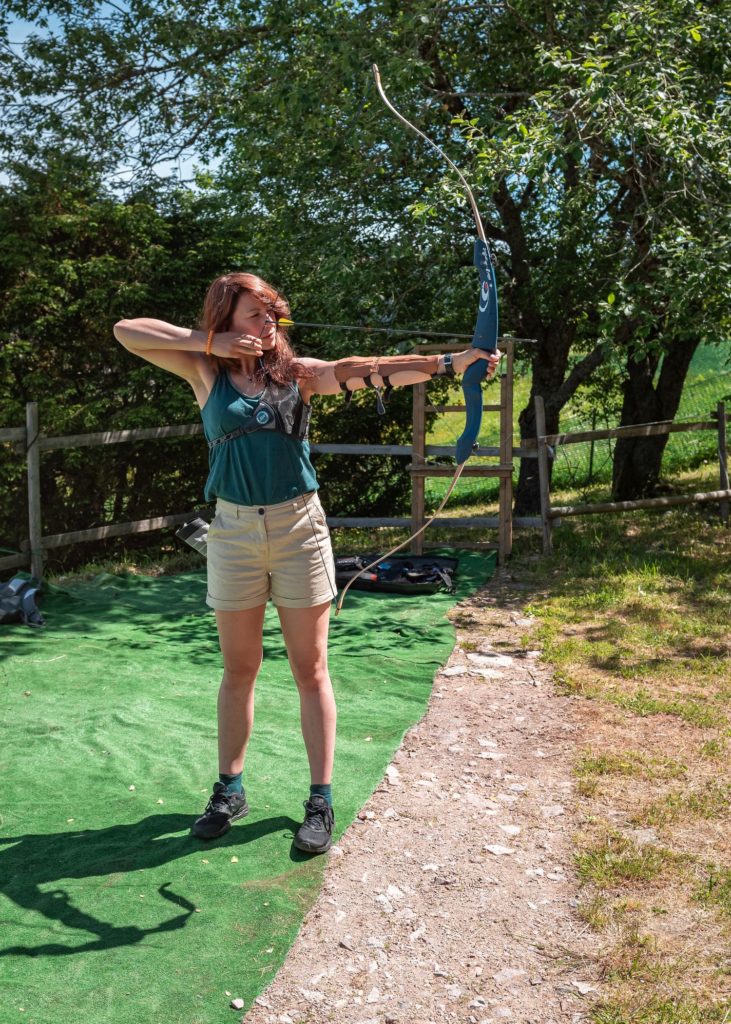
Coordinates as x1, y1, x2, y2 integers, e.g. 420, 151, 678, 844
333, 354, 440, 384
334, 354, 441, 414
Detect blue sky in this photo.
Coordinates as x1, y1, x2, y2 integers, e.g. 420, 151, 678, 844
3, 13, 218, 187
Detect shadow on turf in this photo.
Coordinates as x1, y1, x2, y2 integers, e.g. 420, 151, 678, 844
0, 811, 303, 957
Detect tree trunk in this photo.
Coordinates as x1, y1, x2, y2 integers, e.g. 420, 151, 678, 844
612, 339, 701, 500
514, 333, 571, 515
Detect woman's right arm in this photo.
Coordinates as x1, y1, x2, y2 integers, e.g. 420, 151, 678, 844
113, 318, 209, 384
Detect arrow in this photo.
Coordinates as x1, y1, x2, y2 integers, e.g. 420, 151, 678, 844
270, 318, 534, 344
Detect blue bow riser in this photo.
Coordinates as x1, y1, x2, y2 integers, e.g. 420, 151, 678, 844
455, 238, 499, 464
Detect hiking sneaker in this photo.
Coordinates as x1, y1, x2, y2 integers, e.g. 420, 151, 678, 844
192, 782, 249, 840
294, 795, 334, 854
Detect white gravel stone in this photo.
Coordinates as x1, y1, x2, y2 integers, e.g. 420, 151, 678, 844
541, 804, 566, 817
493, 968, 527, 985
299, 989, 324, 1004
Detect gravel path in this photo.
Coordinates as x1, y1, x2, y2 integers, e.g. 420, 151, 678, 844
244, 570, 602, 1024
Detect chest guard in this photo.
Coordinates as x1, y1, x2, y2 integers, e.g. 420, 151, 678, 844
208, 375, 311, 450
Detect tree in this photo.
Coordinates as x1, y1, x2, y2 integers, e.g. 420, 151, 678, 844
0, 152, 242, 559
2, 0, 729, 520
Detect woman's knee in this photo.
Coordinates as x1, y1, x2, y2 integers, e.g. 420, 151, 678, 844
221, 651, 262, 688
291, 659, 331, 693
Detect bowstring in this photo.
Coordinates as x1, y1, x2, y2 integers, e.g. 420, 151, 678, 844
334, 460, 465, 616
260, 301, 339, 605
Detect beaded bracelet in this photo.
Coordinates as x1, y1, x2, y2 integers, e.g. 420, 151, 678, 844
205, 329, 215, 356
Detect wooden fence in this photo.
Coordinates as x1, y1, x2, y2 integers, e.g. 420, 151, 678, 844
0, 340, 545, 578
533, 396, 730, 553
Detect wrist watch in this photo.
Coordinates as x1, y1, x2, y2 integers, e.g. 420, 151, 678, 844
441, 353, 456, 377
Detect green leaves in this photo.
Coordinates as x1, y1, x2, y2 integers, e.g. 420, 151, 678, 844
1, 0, 729, 517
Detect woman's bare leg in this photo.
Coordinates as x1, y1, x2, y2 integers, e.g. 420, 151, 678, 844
214, 604, 267, 774
276, 601, 336, 784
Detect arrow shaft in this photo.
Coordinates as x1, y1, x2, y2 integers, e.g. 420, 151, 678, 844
275, 319, 534, 344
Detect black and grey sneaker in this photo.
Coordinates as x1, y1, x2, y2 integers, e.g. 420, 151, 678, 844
192, 782, 249, 840
294, 795, 334, 854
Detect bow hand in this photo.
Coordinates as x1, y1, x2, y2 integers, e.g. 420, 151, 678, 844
451, 349, 501, 377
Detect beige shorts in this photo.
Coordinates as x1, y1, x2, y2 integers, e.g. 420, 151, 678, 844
205, 492, 337, 611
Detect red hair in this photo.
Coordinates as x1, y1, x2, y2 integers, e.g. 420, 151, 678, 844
201, 272, 313, 385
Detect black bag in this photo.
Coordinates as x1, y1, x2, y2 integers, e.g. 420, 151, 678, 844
334, 555, 457, 595
0, 575, 45, 627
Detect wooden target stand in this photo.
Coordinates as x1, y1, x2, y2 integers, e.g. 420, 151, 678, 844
409, 339, 515, 564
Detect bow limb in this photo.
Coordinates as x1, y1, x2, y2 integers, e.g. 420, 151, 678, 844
334, 68, 499, 614
372, 64, 488, 245
372, 64, 499, 468
456, 240, 500, 462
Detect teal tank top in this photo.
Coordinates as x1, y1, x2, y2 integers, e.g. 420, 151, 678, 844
201, 371, 318, 506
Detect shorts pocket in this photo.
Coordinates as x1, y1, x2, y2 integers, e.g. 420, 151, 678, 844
306, 499, 328, 529
206, 510, 224, 539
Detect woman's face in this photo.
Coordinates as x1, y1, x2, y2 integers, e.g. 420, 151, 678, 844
230, 293, 277, 350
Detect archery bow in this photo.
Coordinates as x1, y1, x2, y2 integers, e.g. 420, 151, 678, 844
334, 64, 499, 615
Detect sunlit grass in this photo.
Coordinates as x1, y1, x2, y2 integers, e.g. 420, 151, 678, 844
508, 494, 731, 1022
576, 834, 691, 887
695, 868, 731, 917
576, 751, 688, 782
634, 783, 731, 827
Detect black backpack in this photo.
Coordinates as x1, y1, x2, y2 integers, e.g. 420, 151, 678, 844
0, 575, 45, 627
334, 555, 457, 595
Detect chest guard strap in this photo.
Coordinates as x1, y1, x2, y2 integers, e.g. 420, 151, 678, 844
208, 376, 311, 450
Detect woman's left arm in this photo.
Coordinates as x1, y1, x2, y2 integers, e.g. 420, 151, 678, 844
298, 349, 501, 400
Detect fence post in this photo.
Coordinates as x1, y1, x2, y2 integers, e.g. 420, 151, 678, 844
718, 401, 729, 526
534, 394, 553, 553
411, 381, 427, 554
26, 401, 44, 579
498, 340, 514, 563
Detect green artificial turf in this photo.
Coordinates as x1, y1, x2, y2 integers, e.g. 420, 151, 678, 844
0, 550, 495, 1024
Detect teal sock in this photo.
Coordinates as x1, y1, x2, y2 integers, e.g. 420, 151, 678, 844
310, 783, 332, 807
219, 772, 243, 795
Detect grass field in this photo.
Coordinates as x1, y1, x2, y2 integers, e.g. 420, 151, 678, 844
424, 341, 731, 512
510, 488, 731, 1024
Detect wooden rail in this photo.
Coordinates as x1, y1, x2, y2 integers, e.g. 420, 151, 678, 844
1, 344, 529, 577
534, 397, 729, 552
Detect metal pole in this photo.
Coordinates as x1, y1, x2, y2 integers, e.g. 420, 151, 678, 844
26, 401, 44, 579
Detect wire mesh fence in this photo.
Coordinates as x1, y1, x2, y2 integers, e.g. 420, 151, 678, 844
547, 363, 731, 492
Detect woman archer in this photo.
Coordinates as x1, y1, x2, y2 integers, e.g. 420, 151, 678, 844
114, 271, 499, 854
